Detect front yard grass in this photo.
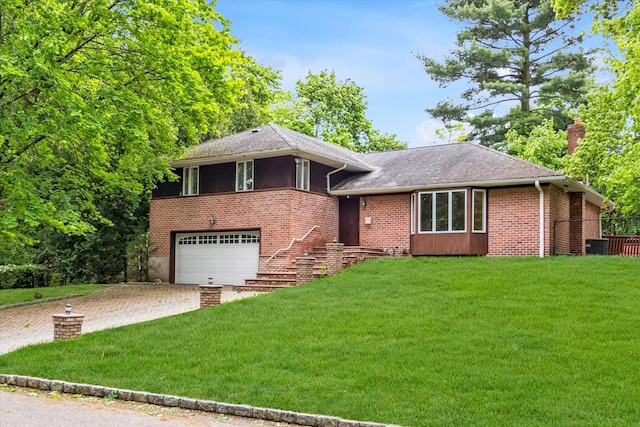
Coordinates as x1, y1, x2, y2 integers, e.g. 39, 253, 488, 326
0, 284, 106, 307
0, 256, 638, 426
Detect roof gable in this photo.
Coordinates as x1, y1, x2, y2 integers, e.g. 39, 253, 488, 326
173, 123, 373, 172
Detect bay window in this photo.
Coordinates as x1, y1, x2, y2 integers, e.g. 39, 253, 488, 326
419, 190, 467, 233
473, 189, 486, 232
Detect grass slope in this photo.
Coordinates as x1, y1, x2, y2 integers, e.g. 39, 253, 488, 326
0, 284, 106, 306
1, 257, 639, 426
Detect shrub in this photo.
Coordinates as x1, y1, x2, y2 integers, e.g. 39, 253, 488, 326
0, 264, 48, 289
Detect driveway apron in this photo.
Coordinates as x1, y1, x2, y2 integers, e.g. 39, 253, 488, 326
0, 284, 260, 355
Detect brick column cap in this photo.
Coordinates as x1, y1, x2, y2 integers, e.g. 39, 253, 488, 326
198, 284, 224, 289
295, 257, 316, 264
52, 314, 85, 319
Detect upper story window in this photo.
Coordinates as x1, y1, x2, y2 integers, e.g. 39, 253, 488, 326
236, 160, 253, 191
296, 159, 310, 191
419, 190, 466, 233
182, 166, 199, 196
472, 189, 486, 233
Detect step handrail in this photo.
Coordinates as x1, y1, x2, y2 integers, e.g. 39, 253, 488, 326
266, 225, 319, 264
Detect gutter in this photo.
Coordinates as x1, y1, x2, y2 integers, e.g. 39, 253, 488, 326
326, 164, 347, 193
329, 176, 567, 196
534, 180, 545, 258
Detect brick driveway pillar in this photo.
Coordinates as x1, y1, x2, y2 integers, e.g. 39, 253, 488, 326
296, 257, 315, 285
52, 312, 85, 340
199, 285, 223, 308
325, 242, 344, 276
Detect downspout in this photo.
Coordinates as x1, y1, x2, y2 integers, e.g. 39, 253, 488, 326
326, 164, 347, 193
534, 180, 544, 258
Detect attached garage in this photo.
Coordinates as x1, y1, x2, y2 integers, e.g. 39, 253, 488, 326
175, 231, 260, 285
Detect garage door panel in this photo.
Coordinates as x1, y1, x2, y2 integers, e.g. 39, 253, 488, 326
175, 232, 259, 285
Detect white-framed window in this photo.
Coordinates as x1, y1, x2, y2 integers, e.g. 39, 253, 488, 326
410, 193, 416, 235
419, 190, 466, 233
236, 160, 253, 191
296, 159, 310, 190
472, 189, 486, 233
182, 166, 199, 196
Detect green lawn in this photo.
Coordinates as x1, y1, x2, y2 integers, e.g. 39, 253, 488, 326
0, 284, 106, 306
1, 257, 639, 426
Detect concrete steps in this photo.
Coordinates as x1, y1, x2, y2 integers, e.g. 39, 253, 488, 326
241, 245, 388, 292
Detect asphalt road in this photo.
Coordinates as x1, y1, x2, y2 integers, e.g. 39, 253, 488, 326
0, 385, 297, 427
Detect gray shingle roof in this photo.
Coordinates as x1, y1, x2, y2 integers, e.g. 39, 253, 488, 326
175, 123, 373, 172
331, 143, 565, 193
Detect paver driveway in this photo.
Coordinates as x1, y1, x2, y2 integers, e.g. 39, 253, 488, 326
0, 284, 261, 355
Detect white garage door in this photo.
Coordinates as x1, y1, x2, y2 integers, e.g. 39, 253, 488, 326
175, 231, 260, 285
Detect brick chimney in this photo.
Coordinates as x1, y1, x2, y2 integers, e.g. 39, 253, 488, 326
567, 119, 585, 155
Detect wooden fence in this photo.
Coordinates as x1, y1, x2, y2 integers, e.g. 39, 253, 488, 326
605, 236, 640, 256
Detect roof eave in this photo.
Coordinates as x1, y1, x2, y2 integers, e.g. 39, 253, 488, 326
331, 175, 609, 208
329, 176, 567, 196
171, 148, 373, 172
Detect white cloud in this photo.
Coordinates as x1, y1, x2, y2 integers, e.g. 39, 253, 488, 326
414, 119, 474, 147
415, 119, 443, 146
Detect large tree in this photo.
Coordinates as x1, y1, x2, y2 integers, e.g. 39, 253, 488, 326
272, 70, 407, 152
417, 0, 595, 146
0, 0, 247, 246
553, 0, 640, 215
213, 54, 283, 138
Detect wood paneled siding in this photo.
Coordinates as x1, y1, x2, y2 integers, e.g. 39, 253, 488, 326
411, 233, 488, 255
152, 156, 339, 198
152, 169, 183, 198
254, 157, 292, 190
201, 162, 235, 193
410, 188, 488, 255
310, 162, 337, 194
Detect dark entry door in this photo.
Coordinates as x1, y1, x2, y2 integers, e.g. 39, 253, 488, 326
339, 196, 360, 246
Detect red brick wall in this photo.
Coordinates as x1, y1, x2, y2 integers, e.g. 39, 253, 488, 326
569, 192, 586, 255
584, 201, 603, 240
149, 189, 338, 281
487, 186, 551, 256
549, 185, 571, 255
359, 194, 411, 255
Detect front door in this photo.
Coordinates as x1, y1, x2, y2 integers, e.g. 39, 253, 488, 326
339, 196, 360, 246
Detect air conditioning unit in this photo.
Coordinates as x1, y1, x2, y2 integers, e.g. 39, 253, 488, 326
585, 238, 609, 255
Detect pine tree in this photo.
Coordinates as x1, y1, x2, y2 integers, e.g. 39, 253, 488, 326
417, 0, 595, 147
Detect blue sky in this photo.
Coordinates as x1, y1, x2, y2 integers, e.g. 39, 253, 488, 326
215, 0, 602, 148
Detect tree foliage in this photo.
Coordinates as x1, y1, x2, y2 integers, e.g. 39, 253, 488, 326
213, 54, 282, 137
560, 1, 640, 215
271, 70, 407, 152
417, 0, 595, 146
0, 0, 247, 245
504, 119, 568, 172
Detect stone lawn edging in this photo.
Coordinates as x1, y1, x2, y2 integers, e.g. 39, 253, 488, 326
0, 374, 405, 427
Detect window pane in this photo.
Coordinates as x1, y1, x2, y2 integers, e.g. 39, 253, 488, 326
451, 191, 466, 231
191, 168, 199, 195
420, 193, 433, 232
183, 168, 190, 195
303, 160, 309, 190
435, 192, 449, 231
246, 161, 253, 190
474, 190, 485, 232
237, 162, 244, 191
420, 193, 433, 231
296, 161, 302, 189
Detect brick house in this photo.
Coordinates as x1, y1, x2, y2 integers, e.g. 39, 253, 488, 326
149, 122, 606, 284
